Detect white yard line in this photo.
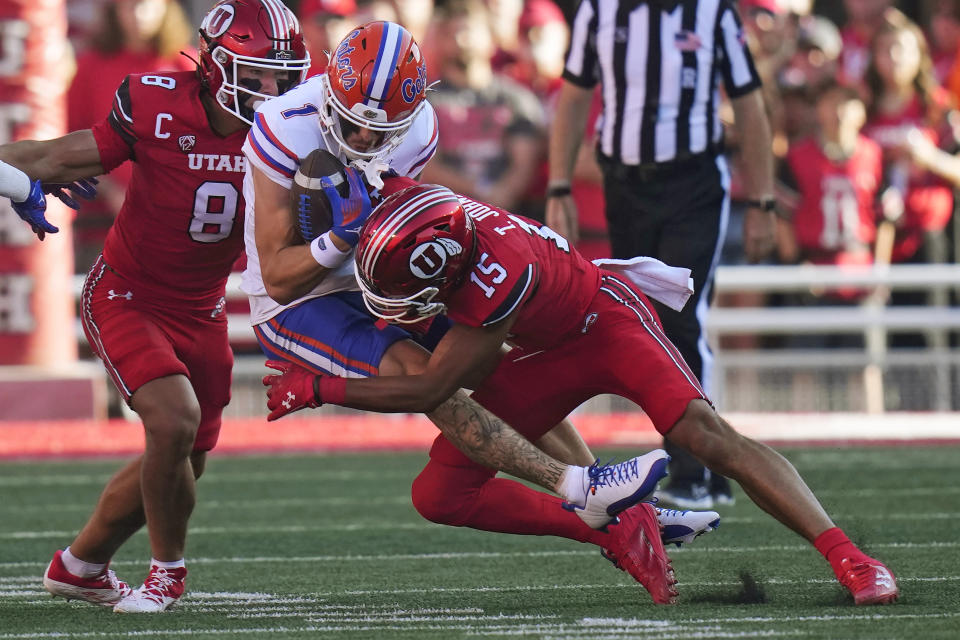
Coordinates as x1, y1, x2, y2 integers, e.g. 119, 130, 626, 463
2, 541, 960, 570
3, 510, 960, 540
0, 605, 956, 640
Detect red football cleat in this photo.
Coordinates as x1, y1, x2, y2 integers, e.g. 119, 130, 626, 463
838, 557, 899, 605
602, 502, 678, 604
43, 549, 132, 606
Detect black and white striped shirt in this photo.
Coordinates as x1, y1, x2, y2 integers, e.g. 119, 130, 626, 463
564, 0, 761, 166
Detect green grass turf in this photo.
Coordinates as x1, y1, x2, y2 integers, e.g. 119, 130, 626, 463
0, 445, 958, 639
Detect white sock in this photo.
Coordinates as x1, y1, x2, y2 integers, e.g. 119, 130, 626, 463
557, 465, 589, 506
61, 546, 107, 579
152, 558, 185, 570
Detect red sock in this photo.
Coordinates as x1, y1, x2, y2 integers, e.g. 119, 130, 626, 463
411, 459, 609, 547
814, 527, 870, 578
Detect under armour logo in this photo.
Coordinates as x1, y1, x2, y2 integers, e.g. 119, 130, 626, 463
211, 296, 226, 318
106, 289, 133, 301
582, 312, 598, 334
281, 391, 295, 410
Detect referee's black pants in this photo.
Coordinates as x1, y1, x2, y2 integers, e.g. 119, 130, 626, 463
602, 153, 729, 484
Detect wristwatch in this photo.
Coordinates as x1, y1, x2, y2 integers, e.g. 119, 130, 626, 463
745, 198, 777, 212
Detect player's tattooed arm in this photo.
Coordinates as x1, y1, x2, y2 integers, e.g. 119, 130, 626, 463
426, 390, 567, 492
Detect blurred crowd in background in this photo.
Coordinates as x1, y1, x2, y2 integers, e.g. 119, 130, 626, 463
56, 0, 960, 332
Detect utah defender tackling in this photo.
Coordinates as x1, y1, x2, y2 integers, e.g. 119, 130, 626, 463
247, 23, 736, 605
267, 177, 901, 607
0, 0, 310, 613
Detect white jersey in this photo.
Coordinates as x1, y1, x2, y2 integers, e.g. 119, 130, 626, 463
240, 74, 439, 325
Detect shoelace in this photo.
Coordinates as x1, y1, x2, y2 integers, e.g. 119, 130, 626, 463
103, 569, 125, 590
649, 497, 689, 519
587, 457, 640, 492
141, 568, 179, 601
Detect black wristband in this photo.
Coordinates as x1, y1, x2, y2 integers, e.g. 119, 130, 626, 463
546, 185, 572, 198
745, 198, 777, 212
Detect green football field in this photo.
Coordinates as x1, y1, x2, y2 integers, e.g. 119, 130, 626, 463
0, 445, 958, 639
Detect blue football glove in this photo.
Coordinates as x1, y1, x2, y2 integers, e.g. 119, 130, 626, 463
12, 179, 57, 239
43, 176, 99, 210
322, 166, 372, 247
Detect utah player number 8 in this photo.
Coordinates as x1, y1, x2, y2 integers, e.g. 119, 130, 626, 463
189, 181, 238, 243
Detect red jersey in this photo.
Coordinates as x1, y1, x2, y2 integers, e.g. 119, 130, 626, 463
786, 136, 882, 264
863, 94, 954, 260
91, 71, 248, 309
445, 195, 602, 350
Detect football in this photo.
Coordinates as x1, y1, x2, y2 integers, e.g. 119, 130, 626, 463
290, 149, 350, 242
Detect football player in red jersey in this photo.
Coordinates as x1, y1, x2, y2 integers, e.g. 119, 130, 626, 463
265, 177, 901, 607
0, 0, 311, 612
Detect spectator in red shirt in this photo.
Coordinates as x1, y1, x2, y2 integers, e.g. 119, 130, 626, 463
862, 10, 954, 264
780, 82, 883, 287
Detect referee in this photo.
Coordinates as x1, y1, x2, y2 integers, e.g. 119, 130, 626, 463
547, 0, 776, 510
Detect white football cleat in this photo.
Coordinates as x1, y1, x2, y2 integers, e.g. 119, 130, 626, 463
113, 565, 187, 613
655, 504, 720, 546
564, 449, 671, 529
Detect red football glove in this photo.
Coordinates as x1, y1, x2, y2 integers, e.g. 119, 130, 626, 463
263, 359, 321, 421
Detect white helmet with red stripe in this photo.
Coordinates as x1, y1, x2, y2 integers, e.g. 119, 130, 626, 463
320, 21, 429, 161
198, 0, 310, 125
355, 183, 477, 324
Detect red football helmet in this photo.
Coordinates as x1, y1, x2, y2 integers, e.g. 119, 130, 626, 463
320, 21, 429, 160
355, 184, 477, 323
198, 0, 310, 125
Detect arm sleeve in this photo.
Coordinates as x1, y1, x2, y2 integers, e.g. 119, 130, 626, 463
562, 0, 600, 89
715, 0, 762, 98
90, 76, 136, 173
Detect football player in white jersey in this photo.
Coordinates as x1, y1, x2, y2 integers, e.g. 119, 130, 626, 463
242, 21, 720, 603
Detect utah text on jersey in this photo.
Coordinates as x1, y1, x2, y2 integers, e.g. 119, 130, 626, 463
187, 154, 246, 173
